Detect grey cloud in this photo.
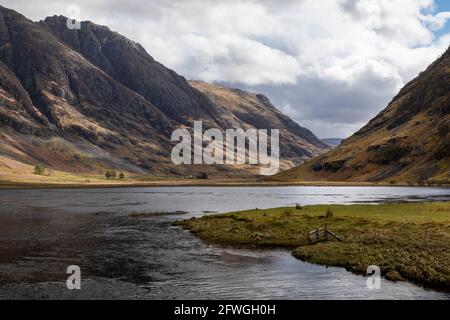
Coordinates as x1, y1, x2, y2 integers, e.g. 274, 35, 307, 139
236, 68, 400, 138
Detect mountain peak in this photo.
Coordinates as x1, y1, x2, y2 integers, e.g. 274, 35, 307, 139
0, 5, 328, 177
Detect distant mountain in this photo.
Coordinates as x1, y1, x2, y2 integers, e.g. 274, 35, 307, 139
273, 47, 450, 184
0, 6, 327, 178
190, 81, 329, 170
321, 138, 343, 148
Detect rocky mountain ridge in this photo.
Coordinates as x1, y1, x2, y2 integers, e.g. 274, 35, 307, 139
0, 6, 328, 178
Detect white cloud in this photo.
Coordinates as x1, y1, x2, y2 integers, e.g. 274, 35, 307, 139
1, 0, 449, 138
176, 34, 301, 85
422, 11, 450, 30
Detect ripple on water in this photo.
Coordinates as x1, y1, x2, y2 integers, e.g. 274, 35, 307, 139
0, 186, 449, 299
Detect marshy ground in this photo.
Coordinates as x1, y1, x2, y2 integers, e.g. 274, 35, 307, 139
176, 202, 450, 289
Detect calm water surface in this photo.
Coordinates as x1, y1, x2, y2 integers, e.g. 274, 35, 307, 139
0, 186, 449, 299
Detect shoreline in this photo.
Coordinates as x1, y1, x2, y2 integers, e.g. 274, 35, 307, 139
176, 202, 450, 291
1, 178, 449, 190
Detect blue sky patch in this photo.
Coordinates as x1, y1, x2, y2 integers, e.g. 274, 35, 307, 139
434, 0, 450, 36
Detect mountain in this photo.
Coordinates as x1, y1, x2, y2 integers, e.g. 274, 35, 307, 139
0, 6, 327, 179
190, 81, 329, 169
273, 47, 450, 184
321, 138, 343, 148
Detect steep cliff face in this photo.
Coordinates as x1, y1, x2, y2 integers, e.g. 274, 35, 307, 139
273, 47, 450, 184
0, 6, 176, 173
40, 16, 230, 128
0, 6, 327, 178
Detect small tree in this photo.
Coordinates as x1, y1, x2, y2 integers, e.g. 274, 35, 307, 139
119, 172, 125, 180
105, 170, 119, 179
34, 164, 45, 175
197, 172, 208, 180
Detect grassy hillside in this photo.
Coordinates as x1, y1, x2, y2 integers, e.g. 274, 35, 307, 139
270, 48, 450, 185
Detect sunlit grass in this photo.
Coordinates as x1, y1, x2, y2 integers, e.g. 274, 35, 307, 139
177, 202, 450, 288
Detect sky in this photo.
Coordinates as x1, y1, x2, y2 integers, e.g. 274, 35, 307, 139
1, 0, 449, 139
435, 0, 450, 34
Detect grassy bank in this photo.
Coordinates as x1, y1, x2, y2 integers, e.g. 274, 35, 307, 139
176, 202, 450, 289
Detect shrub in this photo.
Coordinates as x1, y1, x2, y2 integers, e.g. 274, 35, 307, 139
326, 209, 334, 218
105, 170, 118, 179
197, 172, 208, 180
296, 204, 303, 210
434, 140, 450, 160
34, 164, 45, 175
119, 172, 125, 180
324, 160, 347, 172
312, 160, 347, 173
372, 145, 411, 165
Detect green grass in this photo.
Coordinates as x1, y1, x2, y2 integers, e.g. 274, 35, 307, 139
176, 202, 450, 289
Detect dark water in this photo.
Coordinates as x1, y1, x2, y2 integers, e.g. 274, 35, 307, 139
0, 186, 449, 300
